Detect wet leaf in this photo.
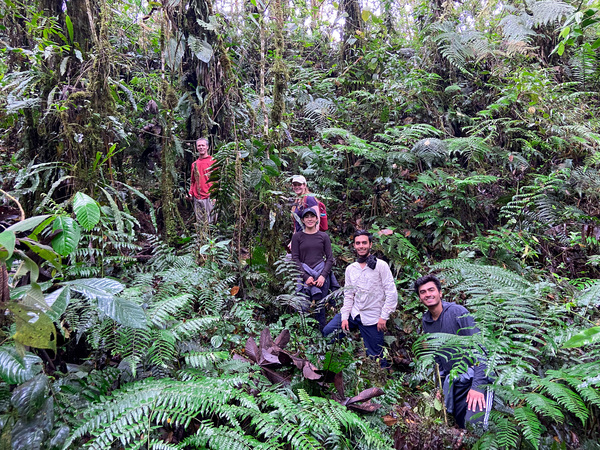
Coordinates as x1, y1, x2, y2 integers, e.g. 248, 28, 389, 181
10, 303, 57, 352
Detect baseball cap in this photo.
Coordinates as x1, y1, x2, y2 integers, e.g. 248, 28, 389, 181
301, 208, 318, 218
292, 175, 307, 184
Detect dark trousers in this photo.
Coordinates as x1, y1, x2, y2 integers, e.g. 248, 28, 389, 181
310, 293, 326, 331
449, 379, 493, 429
323, 313, 387, 367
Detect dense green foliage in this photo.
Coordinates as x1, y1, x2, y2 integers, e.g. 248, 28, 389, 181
1, 0, 600, 448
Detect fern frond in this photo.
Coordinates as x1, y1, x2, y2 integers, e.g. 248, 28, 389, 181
302, 98, 336, 131
523, 392, 564, 422
148, 329, 177, 370
170, 316, 220, 340
184, 351, 229, 370
568, 44, 597, 87
514, 405, 543, 449
531, 1, 575, 26
489, 412, 520, 449
411, 138, 449, 167
537, 377, 589, 425
432, 22, 490, 74
148, 294, 194, 327
182, 421, 268, 449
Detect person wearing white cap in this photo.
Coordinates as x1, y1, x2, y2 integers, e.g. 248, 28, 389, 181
290, 175, 319, 234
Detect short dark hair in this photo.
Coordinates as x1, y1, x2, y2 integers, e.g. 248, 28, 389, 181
353, 230, 372, 243
414, 274, 442, 295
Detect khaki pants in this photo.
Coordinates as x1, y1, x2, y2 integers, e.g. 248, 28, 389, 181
193, 198, 216, 224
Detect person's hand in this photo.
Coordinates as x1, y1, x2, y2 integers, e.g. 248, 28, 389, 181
305, 276, 315, 286
287, 241, 292, 252
341, 320, 350, 332
466, 389, 486, 412
377, 318, 387, 332
315, 275, 325, 287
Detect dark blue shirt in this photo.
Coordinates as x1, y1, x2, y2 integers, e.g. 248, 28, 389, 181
422, 301, 488, 391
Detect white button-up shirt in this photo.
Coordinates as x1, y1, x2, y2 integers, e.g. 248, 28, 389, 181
340, 259, 398, 326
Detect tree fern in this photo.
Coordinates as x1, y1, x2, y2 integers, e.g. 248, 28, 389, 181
302, 97, 336, 131
531, 1, 575, 26
500, 13, 537, 44
501, 1, 575, 44
431, 21, 491, 74
411, 138, 449, 167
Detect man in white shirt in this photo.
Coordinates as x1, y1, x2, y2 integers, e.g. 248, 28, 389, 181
323, 230, 398, 367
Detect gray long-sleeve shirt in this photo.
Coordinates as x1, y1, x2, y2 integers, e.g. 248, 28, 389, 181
422, 301, 488, 392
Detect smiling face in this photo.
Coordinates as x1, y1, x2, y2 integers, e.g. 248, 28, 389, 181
353, 234, 372, 257
196, 138, 209, 158
418, 281, 443, 311
292, 182, 308, 196
302, 211, 318, 230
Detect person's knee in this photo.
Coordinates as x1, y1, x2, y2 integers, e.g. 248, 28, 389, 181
323, 315, 340, 336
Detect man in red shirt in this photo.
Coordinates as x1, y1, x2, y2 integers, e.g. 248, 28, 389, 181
188, 137, 216, 224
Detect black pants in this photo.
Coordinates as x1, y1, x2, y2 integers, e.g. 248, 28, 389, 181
449, 379, 493, 429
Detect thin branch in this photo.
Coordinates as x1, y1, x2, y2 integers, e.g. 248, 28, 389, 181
0, 189, 25, 222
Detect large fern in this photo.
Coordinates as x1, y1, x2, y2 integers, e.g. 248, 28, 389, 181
64, 375, 393, 449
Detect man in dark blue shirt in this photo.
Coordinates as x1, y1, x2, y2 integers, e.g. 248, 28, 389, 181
415, 274, 493, 429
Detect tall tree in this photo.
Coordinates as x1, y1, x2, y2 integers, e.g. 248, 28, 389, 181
340, 0, 363, 63
269, 0, 288, 136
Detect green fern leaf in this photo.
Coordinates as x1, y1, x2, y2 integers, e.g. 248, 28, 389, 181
523, 392, 564, 422
493, 413, 520, 448
538, 378, 589, 424
514, 405, 542, 449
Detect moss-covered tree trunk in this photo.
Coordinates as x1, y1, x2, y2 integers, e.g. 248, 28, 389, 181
65, 0, 98, 53
340, 0, 363, 64
66, 0, 112, 194
269, 0, 287, 138
181, 0, 238, 142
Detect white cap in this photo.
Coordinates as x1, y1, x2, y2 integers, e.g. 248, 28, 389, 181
292, 175, 307, 184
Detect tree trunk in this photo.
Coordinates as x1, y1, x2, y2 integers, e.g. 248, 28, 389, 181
269, 0, 287, 136
340, 0, 363, 63
181, 0, 238, 142
64, 0, 112, 193
65, 0, 98, 53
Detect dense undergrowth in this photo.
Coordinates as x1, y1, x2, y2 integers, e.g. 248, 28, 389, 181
1, 0, 600, 448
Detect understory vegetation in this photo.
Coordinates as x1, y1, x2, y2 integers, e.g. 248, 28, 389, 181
1, 0, 599, 448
